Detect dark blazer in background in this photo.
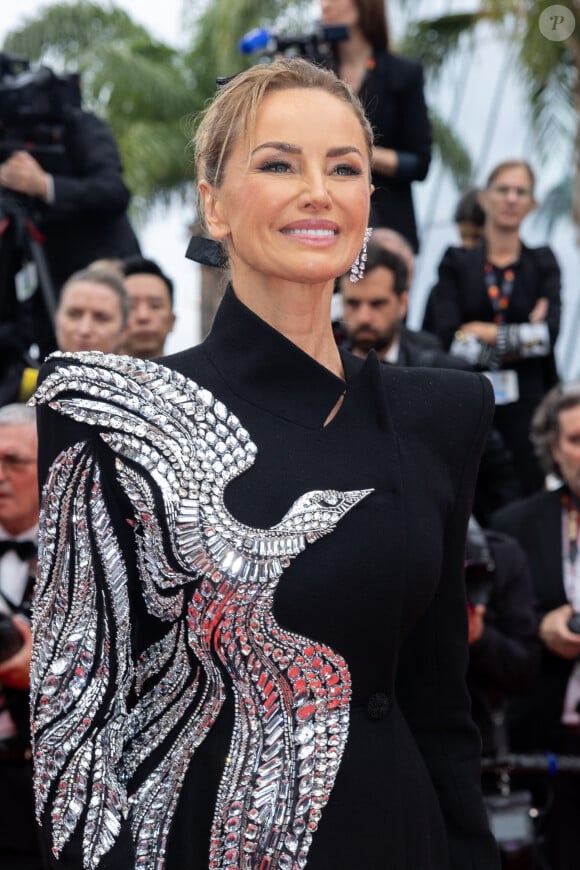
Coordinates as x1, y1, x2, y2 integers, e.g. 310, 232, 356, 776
35, 287, 499, 869
38, 110, 140, 290
397, 326, 471, 370
467, 529, 541, 756
491, 487, 572, 751
423, 241, 561, 494
18, 110, 141, 358
360, 50, 432, 252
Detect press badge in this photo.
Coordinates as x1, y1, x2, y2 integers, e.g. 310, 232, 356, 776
483, 370, 519, 405
15, 262, 38, 302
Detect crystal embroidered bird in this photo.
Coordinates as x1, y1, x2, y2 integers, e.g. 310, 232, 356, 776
30, 352, 372, 870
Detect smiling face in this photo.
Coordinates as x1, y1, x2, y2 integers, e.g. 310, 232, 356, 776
200, 87, 372, 303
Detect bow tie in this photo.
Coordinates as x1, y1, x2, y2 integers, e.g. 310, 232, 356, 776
0, 540, 37, 561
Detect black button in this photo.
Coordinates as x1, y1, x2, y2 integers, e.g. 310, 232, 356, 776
366, 692, 390, 720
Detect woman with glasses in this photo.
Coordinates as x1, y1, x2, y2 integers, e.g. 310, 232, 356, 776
424, 159, 561, 495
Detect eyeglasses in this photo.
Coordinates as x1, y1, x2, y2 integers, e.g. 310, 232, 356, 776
0, 455, 36, 474
489, 184, 532, 199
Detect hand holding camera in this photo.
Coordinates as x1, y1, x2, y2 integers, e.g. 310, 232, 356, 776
0, 150, 50, 199
539, 603, 580, 660
467, 602, 487, 646
0, 613, 31, 690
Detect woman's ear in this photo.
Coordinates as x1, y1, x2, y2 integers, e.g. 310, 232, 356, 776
199, 180, 230, 240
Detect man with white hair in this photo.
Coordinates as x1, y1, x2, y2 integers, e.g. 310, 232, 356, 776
0, 404, 44, 868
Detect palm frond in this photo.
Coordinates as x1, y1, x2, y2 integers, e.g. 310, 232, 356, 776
3, 2, 147, 66
118, 120, 194, 203
400, 13, 484, 75
86, 42, 195, 123
533, 174, 573, 235
429, 109, 473, 190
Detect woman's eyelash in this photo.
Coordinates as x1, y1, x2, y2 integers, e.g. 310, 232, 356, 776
334, 164, 363, 176
256, 160, 363, 176
258, 160, 292, 173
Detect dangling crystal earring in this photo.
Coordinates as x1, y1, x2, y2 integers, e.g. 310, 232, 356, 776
350, 227, 372, 283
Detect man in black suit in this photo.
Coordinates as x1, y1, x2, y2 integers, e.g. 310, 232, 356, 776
339, 238, 520, 524
339, 239, 467, 368
0, 404, 44, 868
0, 109, 140, 359
492, 381, 580, 870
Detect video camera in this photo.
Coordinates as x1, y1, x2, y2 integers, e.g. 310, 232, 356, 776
0, 52, 82, 176
238, 24, 349, 67
465, 517, 495, 607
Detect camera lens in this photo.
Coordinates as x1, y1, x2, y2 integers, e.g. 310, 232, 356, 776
0, 612, 23, 663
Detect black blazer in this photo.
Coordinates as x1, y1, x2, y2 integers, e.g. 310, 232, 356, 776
423, 241, 561, 399
491, 488, 573, 750
35, 110, 141, 291
397, 326, 472, 370
467, 529, 541, 755
15, 110, 141, 357
34, 288, 498, 869
424, 241, 561, 493
360, 50, 432, 251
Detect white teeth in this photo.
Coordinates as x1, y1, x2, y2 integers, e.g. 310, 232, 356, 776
284, 228, 335, 236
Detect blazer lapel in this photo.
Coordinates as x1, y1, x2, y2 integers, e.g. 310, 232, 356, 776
534, 490, 565, 607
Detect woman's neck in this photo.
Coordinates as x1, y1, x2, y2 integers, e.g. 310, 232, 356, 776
336, 28, 374, 77
232, 278, 344, 379
484, 227, 522, 267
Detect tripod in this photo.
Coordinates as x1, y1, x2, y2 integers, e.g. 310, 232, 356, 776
0, 190, 58, 357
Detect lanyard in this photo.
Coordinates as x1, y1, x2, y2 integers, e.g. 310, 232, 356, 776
562, 491, 580, 566
484, 262, 516, 325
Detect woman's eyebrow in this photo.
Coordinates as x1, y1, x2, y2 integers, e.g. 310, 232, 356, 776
252, 142, 300, 155
252, 142, 363, 158
327, 146, 363, 158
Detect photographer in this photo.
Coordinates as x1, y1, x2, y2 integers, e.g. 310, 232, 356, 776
492, 382, 580, 869
0, 56, 140, 361
0, 404, 44, 868
465, 518, 540, 757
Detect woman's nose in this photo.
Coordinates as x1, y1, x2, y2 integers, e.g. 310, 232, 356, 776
300, 171, 332, 208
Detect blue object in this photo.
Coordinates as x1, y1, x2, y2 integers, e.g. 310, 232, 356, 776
239, 28, 272, 55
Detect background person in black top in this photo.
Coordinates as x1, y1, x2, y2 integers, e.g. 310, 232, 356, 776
423, 159, 561, 495
0, 106, 140, 360
321, 0, 431, 251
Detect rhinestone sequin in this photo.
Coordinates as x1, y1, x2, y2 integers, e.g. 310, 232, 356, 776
31, 352, 372, 869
